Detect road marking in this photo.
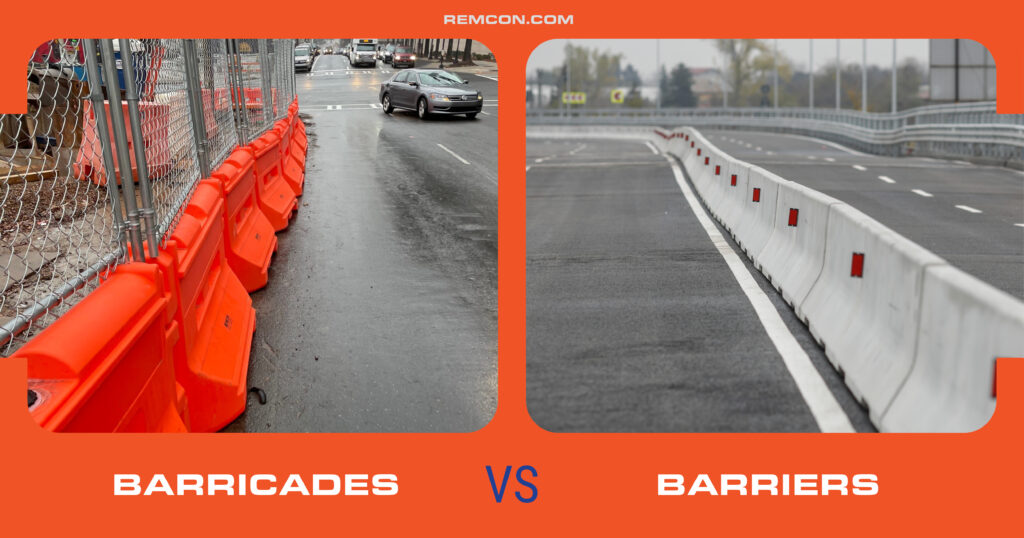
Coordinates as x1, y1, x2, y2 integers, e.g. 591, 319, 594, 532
370, 103, 382, 109
665, 157, 855, 433
745, 143, 752, 148
437, 144, 470, 164
824, 157, 836, 162
534, 158, 545, 163
877, 175, 895, 184
480, 111, 492, 116
533, 161, 667, 168
852, 165, 867, 171
475, 74, 499, 81
1015, 223, 1024, 228
644, 141, 660, 155
953, 160, 973, 166
568, 143, 587, 155
807, 155, 817, 160
772, 132, 870, 156
765, 151, 775, 155
955, 205, 982, 214
755, 146, 763, 151
911, 189, 934, 198
525, 165, 532, 172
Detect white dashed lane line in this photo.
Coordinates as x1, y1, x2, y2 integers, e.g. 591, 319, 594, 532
437, 143, 470, 165
955, 205, 983, 214
1015, 223, 1024, 228
824, 157, 836, 162
911, 189, 934, 198
877, 175, 895, 184
852, 165, 867, 171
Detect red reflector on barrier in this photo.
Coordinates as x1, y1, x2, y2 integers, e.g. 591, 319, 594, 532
690, 141, 695, 147
715, 165, 721, 175
851, 252, 865, 277
686, 135, 689, 141
697, 148, 701, 156
731, 174, 737, 186
704, 157, 710, 165
788, 208, 799, 227
752, 187, 761, 202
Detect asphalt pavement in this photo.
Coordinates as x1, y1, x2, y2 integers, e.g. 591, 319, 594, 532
526, 138, 875, 432
703, 130, 1024, 299
225, 54, 498, 432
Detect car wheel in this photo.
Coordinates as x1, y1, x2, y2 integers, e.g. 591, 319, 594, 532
382, 94, 394, 114
465, 113, 477, 119
417, 98, 429, 119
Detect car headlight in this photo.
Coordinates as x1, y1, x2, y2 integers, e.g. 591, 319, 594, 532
429, 93, 450, 102
410, 55, 416, 61
477, 93, 483, 100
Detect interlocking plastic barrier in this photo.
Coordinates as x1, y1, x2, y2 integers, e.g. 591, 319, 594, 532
251, 129, 298, 231
212, 147, 278, 292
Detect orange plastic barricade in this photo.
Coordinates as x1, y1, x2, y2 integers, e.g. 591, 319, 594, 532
156, 179, 256, 433
22, 263, 190, 432
250, 130, 297, 231
275, 119, 304, 196
211, 147, 278, 291
75, 100, 173, 184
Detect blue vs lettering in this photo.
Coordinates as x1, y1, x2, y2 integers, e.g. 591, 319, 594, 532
486, 466, 538, 503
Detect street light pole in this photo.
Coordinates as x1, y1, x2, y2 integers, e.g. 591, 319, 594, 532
861, 39, 867, 112
655, 39, 661, 110
835, 39, 841, 110
892, 39, 898, 113
809, 39, 814, 109
773, 39, 779, 108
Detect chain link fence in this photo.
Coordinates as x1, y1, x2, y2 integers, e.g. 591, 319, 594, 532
1, 38, 296, 355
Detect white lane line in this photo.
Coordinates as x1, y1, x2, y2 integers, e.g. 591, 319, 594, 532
824, 157, 836, 162
568, 143, 587, 155
666, 157, 854, 433
852, 164, 867, 171
755, 146, 763, 151
772, 132, 869, 156
475, 74, 499, 81
1015, 223, 1024, 228
480, 111, 492, 116
534, 158, 545, 163
953, 160, 973, 166
765, 151, 775, 155
877, 175, 896, 184
911, 189, 934, 198
525, 165, 532, 172
644, 140, 660, 155
807, 156, 817, 160
955, 205, 983, 214
437, 143, 470, 164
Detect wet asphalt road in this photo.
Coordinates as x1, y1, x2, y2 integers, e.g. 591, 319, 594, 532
525, 138, 874, 433
703, 130, 1024, 299
226, 54, 497, 432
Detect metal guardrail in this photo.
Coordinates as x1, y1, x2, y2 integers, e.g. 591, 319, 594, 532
1, 38, 295, 354
526, 102, 1024, 164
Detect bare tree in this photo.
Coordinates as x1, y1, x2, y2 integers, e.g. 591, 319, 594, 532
463, 39, 474, 65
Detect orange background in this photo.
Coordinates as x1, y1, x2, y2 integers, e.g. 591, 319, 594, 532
1, 1, 1023, 534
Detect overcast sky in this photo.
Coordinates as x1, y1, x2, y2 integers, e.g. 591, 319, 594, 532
528, 39, 930, 81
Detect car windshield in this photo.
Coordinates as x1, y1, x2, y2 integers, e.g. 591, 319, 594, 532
396, 47, 411, 54
356, 44, 374, 51
417, 71, 465, 87
294, 48, 309, 56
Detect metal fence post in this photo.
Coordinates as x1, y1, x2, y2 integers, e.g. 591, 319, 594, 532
82, 39, 127, 253
182, 39, 212, 178
259, 39, 274, 131
118, 39, 160, 258
226, 39, 249, 146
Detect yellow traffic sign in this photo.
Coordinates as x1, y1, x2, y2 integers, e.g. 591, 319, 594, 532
562, 91, 586, 105
610, 89, 625, 104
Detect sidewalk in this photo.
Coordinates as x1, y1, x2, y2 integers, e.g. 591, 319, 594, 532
415, 59, 498, 78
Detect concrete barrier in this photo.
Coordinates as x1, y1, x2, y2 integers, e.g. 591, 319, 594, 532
757, 181, 843, 318
880, 265, 1024, 432
729, 166, 783, 264
714, 158, 752, 235
800, 204, 945, 419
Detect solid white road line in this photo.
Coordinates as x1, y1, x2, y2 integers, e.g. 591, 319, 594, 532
852, 165, 867, 171
955, 205, 983, 214
568, 143, 587, 155
911, 189, 934, 198
644, 141, 660, 155
877, 175, 896, 184
1014, 223, 1024, 228
772, 132, 870, 156
475, 74, 499, 81
437, 144, 470, 164
665, 157, 856, 433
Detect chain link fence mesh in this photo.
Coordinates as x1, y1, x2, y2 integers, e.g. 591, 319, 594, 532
1, 38, 295, 355
1, 40, 123, 354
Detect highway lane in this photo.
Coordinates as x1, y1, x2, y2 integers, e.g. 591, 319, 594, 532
526, 138, 874, 432
705, 130, 1024, 298
225, 53, 497, 432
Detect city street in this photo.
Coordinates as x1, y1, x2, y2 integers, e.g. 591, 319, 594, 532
226, 53, 498, 432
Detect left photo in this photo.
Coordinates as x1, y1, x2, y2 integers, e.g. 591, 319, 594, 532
4, 38, 498, 433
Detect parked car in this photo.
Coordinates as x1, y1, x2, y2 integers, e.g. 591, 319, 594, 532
379, 68, 482, 120
391, 46, 416, 68
294, 45, 313, 72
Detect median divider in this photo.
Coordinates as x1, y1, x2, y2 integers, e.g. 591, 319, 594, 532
21, 263, 190, 432
211, 147, 278, 292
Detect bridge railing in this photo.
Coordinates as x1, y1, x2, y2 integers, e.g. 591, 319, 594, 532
526, 102, 1024, 165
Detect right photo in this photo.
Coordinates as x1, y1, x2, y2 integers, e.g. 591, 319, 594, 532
525, 39, 1024, 433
